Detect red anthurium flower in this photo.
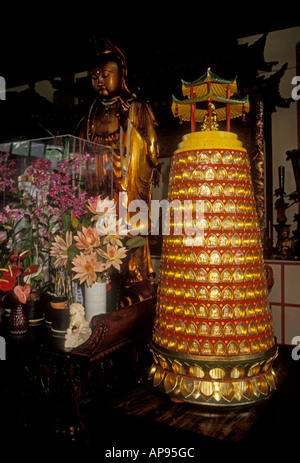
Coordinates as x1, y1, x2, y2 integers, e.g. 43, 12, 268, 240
8, 266, 24, 277
0, 266, 23, 280
23, 265, 40, 276
10, 250, 29, 263
0, 266, 17, 291
0, 278, 15, 292
14, 285, 30, 304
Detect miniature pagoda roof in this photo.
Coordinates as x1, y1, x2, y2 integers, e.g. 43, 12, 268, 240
171, 94, 250, 122
181, 68, 238, 99
171, 68, 250, 126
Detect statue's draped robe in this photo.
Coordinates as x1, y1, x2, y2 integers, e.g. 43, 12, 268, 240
82, 97, 159, 283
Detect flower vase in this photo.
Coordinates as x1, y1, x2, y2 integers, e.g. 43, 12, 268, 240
84, 281, 107, 323
50, 299, 70, 333
24, 294, 44, 325
9, 303, 29, 335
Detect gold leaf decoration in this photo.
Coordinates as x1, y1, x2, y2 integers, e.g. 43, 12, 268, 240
180, 378, 195, 398
164, 374, 178, 394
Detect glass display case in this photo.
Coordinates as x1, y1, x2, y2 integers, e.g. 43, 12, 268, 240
0, 135, 113, 199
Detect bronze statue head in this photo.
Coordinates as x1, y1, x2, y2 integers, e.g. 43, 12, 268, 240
90, 61, 123, 99
89, 37, 131, 100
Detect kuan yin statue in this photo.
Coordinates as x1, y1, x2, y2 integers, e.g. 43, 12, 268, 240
80, 37, 159, 302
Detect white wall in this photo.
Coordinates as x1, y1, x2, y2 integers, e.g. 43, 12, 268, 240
6, 71, 90, 104
239, 27, 300, 239
7, 80, 56, 102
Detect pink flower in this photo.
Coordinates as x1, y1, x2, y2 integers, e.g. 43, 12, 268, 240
50, 231, 73, 268
0, 151, 17, 194
72, 251, 105, 286
97, 243, 127, 271
14, 284, 30, 304
87, 196, 116, 221
74, 226, 100, 254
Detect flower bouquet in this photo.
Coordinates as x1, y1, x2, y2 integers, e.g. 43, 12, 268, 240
50, 195, 145, 314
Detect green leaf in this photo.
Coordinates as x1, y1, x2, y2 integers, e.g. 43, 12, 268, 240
126, 236, 146, 249
67, 243, 78, 261
71, 215, 79, 229
49, 256, 57, 270
23, 254, 33, 268
34, 271, 45, 281
81, 216, 92, 228
61, 212, 71, 231
38, 124, 55, 137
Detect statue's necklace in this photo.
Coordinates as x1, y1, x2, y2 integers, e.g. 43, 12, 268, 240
101, 98, 119, 118
88, 98, 121, 144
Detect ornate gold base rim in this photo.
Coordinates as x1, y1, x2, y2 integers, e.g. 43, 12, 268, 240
148, 343, 278, 406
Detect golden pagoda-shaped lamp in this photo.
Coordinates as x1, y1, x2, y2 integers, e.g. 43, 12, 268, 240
149, 69, 277, 406
171, 68, 250, 133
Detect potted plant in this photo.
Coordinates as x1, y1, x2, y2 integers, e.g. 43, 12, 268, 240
46, 268, 71, 334
0, 251, 40, 334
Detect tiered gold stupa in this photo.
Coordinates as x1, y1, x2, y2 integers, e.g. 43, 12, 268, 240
149, 69, 277, 406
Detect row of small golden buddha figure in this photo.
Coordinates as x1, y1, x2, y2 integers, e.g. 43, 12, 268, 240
156, 297, 270, 319
172, 150, 249, 167
164, 198, 257, 214
170, 165, 252, 184
158, 279, 268, 302
166, 216, 260, 234
152, 328, 275, 357
160, 263, 265, 284
161, 247, 264, 266
169, 181, 255, 200
154, 311, 273, 338
163, 230, 261, 248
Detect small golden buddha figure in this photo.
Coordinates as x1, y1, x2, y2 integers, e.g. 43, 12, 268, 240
201, 103, 219, 131
80, 38, 159, 301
